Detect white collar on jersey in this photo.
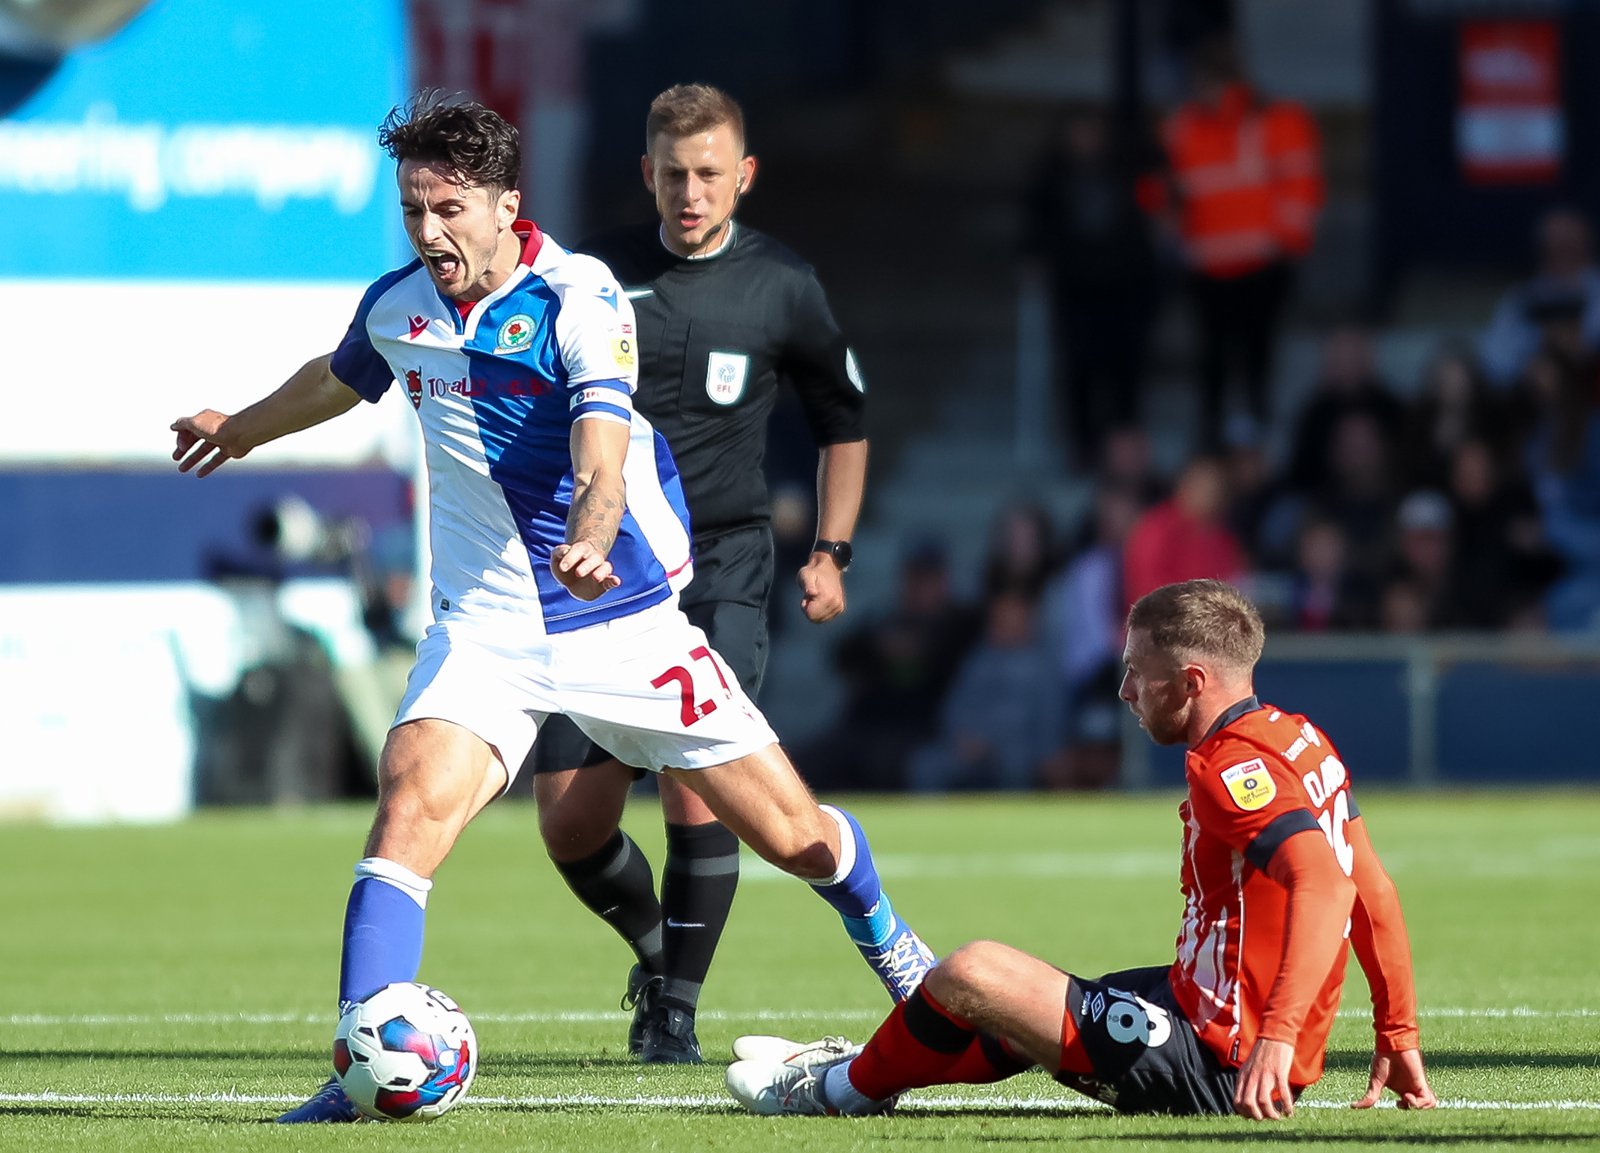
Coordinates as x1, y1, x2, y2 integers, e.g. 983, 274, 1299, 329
659, 219, 737, 261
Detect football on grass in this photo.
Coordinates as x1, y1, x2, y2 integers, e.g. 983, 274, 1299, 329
333, 981, 476, 1121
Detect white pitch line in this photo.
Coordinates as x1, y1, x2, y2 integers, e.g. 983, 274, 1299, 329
1, 1091, 1597, 1113
6, 1006, 1598, 1027
0, 1008, 886, 1027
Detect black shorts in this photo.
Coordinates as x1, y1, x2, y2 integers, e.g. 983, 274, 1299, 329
1053, 965, 1237, 1116
524, 526, 774, 775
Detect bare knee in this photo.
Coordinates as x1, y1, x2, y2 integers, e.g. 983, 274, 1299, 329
533, 765, 631, 862
537, 793, 616, 861
375, 770, 474, 839
925, 940, 1012, 1006
367, 720, 503, 872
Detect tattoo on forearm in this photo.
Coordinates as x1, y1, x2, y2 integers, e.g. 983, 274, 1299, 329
567, 479, 622, 556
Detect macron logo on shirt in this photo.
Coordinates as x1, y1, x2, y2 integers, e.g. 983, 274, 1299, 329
407, 315, 430, 340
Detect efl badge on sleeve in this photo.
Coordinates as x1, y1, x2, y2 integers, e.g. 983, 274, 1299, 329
705, 351, 749, 405
1220, 759, 1276, 812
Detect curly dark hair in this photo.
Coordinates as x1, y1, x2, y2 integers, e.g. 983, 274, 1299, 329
378, 91, 521, 192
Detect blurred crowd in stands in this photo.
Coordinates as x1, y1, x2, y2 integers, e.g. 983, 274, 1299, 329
798, 32, 1600, 795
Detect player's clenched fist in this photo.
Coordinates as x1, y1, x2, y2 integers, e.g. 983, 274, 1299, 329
552, 542, 622, 601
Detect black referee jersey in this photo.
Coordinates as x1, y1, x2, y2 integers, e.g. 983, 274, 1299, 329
578, 220, 867, 539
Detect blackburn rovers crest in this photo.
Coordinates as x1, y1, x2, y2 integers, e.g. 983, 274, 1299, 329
705, 351, 749, 405
495, 313, 535, 355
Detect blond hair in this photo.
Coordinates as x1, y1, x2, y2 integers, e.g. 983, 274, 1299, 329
1127, 579, 1265, 673
645, 83, 746, 153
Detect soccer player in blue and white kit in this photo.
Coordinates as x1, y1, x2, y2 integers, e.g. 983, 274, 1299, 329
170, 94, 935, 1124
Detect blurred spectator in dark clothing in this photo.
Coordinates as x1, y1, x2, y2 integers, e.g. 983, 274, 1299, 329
1221, 415, 1295, 568
1051, 487, 1141, 692
1288, 517, 1375, 632
1040, 485, 1142, 791
1023, 104, 1162, 470
1310, 410, 1400, 589
1522, 297, 1600, 631
981, 500, 1060, 603
1286, 324, 1404, 496
802, 540, 981, 791
1097, 422, 1168, 508
1388, 491, 1465, 631
1123, 455, 1245, 608
1379, 576, 1430, 635
1401, 346, 1513, 491
1447, 438, 1555, 629
1151, 34, 1324, 448
906, 588, 1063, 793
1480, 207, 1600, 389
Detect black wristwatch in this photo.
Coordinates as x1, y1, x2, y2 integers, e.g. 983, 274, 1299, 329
812, 539, 853, 572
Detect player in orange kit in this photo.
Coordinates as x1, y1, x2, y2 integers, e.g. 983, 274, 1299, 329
725, 579, 1437, 1120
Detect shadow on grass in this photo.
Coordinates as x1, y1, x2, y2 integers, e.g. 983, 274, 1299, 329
1326, 1048, 1599, 1071
0, 1103, 273, 1123
6, 1098, 1596, 1140
0, 1048, 319, 1062
1025, 1135, 1600, 1146
483, 1052, 649, 1073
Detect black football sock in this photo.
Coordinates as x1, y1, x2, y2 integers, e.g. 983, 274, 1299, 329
658, 820, 740, 1013
552, 830, 664, 974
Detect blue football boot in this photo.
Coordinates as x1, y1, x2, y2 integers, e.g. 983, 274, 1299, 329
272, 1076, 364, 1123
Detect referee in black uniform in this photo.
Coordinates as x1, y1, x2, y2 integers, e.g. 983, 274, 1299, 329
524, 84, 868, 1064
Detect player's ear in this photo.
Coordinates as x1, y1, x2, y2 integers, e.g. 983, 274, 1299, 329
1183, 662, 1206, 700
497, 186, 520, 228
641, 154, 655, 193
736, 154, 758, 195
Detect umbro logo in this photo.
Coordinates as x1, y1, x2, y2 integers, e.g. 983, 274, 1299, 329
406, 315, 430, 340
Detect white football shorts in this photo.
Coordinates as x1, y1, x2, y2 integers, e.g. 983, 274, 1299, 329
392, 599, 778, 780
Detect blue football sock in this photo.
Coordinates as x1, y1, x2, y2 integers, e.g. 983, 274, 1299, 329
809, 805, 897, 947
337, 857, 431, 1010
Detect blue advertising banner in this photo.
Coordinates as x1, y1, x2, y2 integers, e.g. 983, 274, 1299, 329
0, 0, 407, 280
0, 0, 415, 465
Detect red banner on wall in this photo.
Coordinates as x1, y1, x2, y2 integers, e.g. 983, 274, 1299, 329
1457, 20, 1564, 185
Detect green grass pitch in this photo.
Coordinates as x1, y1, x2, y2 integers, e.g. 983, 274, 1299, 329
2, 790, 1598, 1151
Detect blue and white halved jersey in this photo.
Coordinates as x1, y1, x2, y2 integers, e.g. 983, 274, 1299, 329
329, 221, 693, 634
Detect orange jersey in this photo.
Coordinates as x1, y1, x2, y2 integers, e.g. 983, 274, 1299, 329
1159, 84, 1324, 278
1168, 700, 1414, 1088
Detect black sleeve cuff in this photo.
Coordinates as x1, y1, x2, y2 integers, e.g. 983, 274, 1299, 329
1245, 809, 1323, 872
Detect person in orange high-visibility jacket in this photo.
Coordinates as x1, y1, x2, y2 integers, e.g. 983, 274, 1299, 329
1150, 37, 1324, 449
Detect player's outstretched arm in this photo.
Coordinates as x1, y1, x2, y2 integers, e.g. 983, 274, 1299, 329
1346, 817, 1435, 1109
797, 437, 866, 623
553, 417, 627, 601
1238, 830, 1357, 1120
170, 354, 361, 477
